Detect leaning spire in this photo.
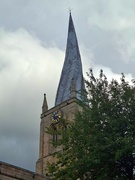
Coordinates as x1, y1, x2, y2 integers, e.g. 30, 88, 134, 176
55, 13, 84, 105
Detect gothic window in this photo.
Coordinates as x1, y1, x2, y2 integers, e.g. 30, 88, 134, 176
51, 123, 66, 147
52, 125, 58, 143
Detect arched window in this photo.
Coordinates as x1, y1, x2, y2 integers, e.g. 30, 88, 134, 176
51, 121, 66, 146
52, 125, 58, 143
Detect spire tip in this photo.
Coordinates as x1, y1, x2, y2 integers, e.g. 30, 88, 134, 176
68, 7, 72, 15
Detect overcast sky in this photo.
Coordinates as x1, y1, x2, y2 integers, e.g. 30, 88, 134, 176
0, 0, 135, 172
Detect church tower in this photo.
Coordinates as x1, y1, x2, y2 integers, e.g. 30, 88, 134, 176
36, 13, 84, 175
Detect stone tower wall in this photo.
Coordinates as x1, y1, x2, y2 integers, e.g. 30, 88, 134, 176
36, 97, 80, 176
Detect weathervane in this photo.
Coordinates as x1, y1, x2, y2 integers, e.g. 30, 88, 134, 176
68, 7, 73, 14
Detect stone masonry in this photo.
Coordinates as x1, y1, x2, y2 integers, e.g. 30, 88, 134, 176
36, 97, 80, 176
0, 161, 47, 180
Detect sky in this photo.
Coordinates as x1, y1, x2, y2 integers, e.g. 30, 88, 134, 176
0, 0, 135, 172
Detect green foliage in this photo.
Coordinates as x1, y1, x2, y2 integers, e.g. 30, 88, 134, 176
47, 70, 135, 180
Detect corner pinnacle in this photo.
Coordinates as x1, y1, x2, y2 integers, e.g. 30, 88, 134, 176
42, 94, 48, 113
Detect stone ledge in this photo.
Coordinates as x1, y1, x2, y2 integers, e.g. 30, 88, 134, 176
41, 97, 78, 118
0, 161, 48, 180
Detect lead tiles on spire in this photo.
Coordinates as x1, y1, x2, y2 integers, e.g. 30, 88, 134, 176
55, 13, 84, 106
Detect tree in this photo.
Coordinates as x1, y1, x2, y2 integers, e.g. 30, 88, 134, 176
47, 70, 135, 180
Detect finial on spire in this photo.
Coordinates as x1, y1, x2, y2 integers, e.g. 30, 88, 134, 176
42, 94, 48, 113
68, 7, 72, 14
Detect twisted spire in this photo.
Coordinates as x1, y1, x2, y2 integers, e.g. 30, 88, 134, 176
55, 13, 84, 105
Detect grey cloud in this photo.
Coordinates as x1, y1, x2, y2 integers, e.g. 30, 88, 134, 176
0, 27, 64, 171
0, 0, 135, 172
